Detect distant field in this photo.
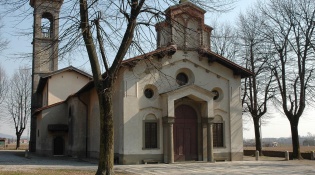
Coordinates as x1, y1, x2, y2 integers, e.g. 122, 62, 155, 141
0, 143, 28, 150
244, 146, 315, 153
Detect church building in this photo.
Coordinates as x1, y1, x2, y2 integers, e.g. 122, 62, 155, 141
30, 0, 252, 164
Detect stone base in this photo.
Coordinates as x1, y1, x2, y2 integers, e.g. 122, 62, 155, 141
116, 153, 164, 165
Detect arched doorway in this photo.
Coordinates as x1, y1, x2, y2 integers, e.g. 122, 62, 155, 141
174, 104, 198, 161
53, 136, 64, 155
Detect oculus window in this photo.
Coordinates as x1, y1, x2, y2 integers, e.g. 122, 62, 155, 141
144, 88, 154, 99
176, 73, 188, 86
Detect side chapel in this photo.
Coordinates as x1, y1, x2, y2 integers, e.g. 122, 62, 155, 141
29, 0, 252, 164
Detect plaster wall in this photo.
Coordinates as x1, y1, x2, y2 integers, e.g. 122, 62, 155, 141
42, 82, 48, 106
36, 103, 68, 156
67, 97, 88, 158
113, 71, 125, 154
229, 76, 243, 160
87, 88, 100, 158
48, 71, 90, 105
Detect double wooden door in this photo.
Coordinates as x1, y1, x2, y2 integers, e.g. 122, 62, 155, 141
174, 104, 198, 161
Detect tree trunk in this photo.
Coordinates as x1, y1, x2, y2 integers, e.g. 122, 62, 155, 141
16, 134, 21, 150
290, 120, 302, 159
253, 117, 262, 156
96, 80, 114, 175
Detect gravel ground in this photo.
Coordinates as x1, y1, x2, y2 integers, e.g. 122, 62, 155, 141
0, 150, 97, 172
1, 150, 314, 175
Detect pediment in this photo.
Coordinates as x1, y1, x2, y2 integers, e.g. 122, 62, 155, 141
123, 48, 251, 82
161, 84, 216, 102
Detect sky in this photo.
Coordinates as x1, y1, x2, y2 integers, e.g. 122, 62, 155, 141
0, 0, 314, 139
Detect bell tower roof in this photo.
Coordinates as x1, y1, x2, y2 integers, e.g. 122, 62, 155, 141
30, 0, 63, 8
165, 0, 206, 19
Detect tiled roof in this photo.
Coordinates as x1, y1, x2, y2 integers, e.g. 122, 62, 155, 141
36, 66, 92, 93
122, 45, 177, 66
32, 100, 67, 115
39, 66, 92, 79
198, 48, 253, 78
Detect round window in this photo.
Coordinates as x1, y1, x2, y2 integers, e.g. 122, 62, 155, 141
212, 90, 219, 100
144, 88, 154, 99
176, 73, 188, 86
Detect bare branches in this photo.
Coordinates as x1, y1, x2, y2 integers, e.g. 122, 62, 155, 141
261, 0, 315, 159
211, 22, 238, 61
0, 65, 8, 106
190, 0, 237, 12
94, 13, 109, 73
236, 5, 275, 155
5, 66, 31, 149
0, 17, 9, 53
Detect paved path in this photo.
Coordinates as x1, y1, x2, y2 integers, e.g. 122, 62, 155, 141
0, 150, 314, 174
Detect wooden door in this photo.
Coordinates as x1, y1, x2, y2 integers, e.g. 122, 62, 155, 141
174, 104, 197, 161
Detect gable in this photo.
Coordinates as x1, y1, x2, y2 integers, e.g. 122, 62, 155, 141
37, 67, 92, 106
47, 71, 91, 105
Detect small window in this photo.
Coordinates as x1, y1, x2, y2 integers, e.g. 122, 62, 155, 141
144, 88, 154, 99
69, 107, 72, 117
145, 122, 157, 148
213, 123, 224, 147
176, 73, 188, 86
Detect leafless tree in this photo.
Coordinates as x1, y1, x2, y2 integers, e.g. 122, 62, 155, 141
260, 0, 315, 159
0, 17, 9, 53
0, 64, 8, 130
211, 22, 238, 61
0, 65, 7, 106
2, 0, 237, 174
237, 7, 274, 156
6, 67, 31, 149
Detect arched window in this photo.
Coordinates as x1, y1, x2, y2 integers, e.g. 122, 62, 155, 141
213, 116, 224, 147
143, 114, 158, 149
41, 12, 53, 38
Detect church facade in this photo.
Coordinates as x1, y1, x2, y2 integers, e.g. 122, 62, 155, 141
30, 0, 252, 164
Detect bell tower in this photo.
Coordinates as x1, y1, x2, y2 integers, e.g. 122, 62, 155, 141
155, 0, 213, 51
30, 0, 63, 94
29, 0, 63, 152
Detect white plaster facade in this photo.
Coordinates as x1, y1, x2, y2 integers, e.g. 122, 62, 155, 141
32, 1, 252, 164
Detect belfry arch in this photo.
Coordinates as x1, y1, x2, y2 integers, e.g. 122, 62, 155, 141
41, 12, 54, 38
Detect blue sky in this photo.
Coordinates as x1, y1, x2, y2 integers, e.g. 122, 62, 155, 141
0, 0, 314, 139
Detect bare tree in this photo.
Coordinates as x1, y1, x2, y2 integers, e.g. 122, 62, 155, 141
0, 64, 8, 131
0, 17, 9, 53
0, 65, 7, 106
6, 67, 31, 149
238, 7, 274, 156
211, 22, 238, 61
260, 0, 315, 159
